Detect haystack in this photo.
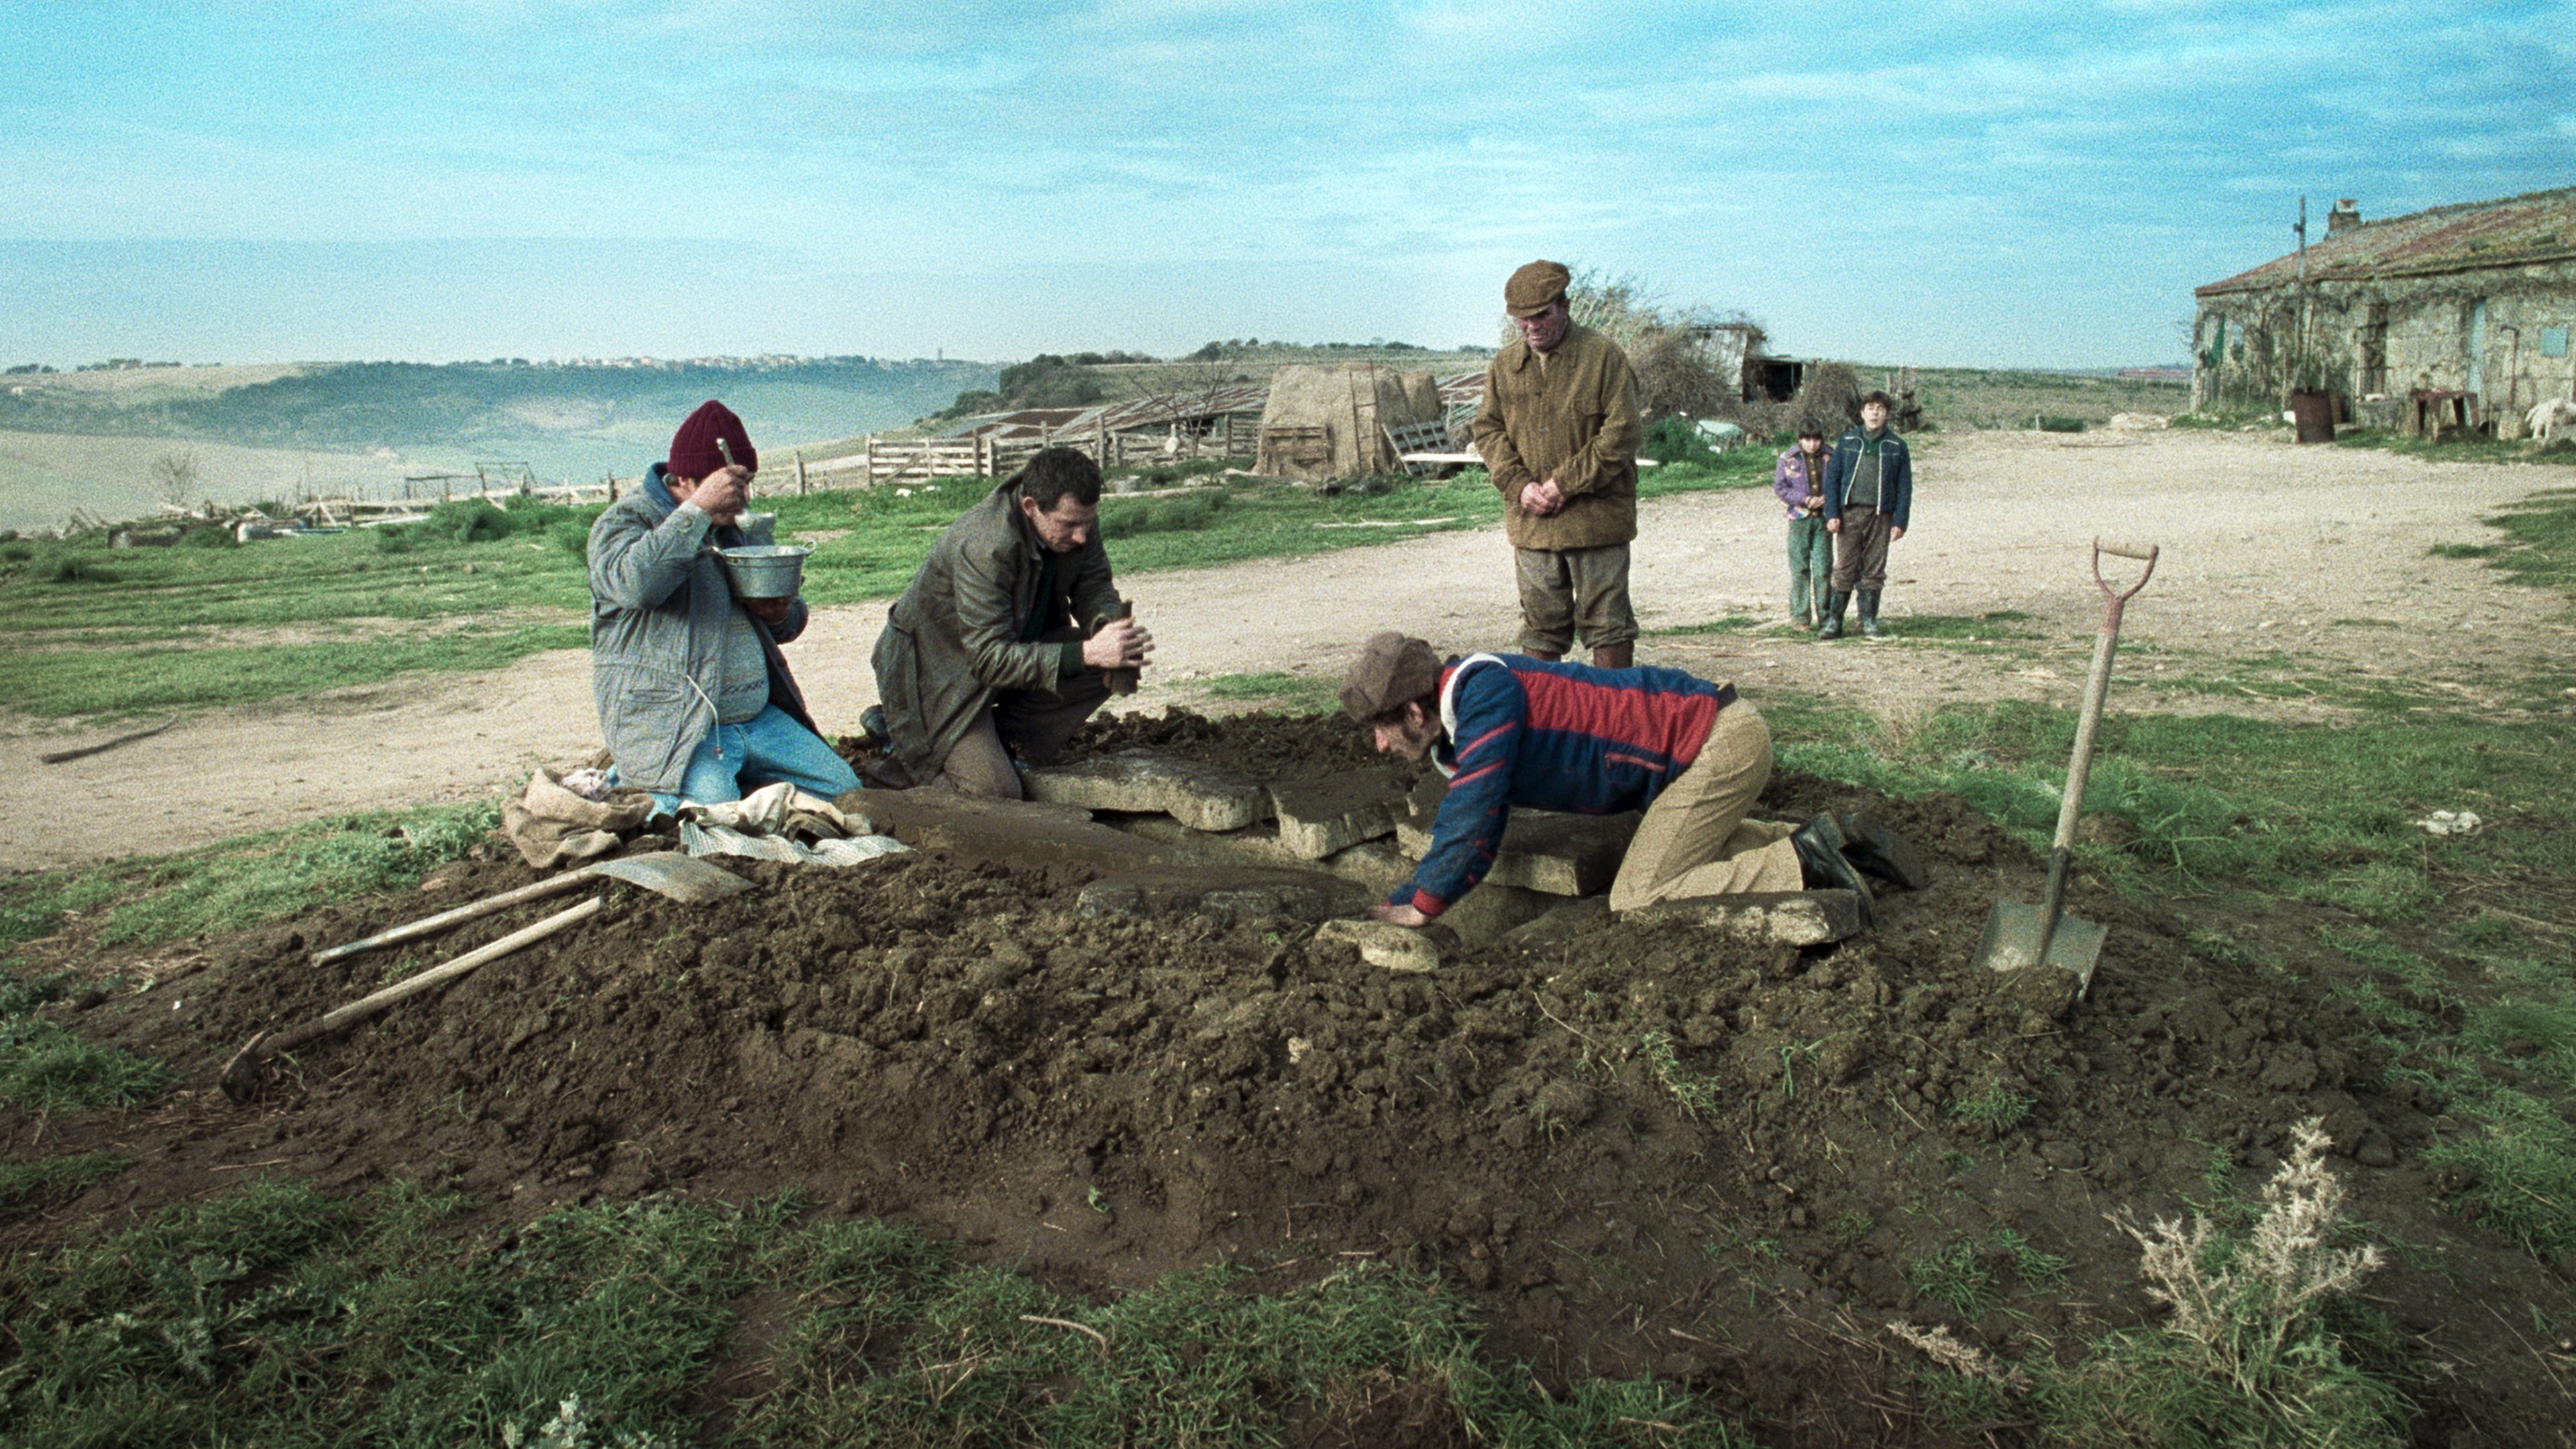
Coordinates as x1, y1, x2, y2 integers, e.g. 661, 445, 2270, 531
1255, 366, 1442, 480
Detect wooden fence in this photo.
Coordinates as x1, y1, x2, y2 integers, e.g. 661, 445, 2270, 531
792, 413, 1261, 490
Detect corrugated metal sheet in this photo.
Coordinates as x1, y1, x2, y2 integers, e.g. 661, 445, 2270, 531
2197, 186, 2576, 296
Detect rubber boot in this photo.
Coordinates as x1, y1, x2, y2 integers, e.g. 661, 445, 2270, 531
1789, 812, 1877, 929
1591, 641, 1633, 671
1817, 590, 1849, 640
1858, 590, 1885, 640
1838, 810, 1930, 890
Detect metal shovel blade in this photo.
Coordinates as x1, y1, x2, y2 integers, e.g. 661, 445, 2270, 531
1973, 899, 2106, 996
586, 851, 755, 904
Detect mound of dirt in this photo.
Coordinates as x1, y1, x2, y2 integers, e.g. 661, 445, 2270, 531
25, 716, 2575, 1444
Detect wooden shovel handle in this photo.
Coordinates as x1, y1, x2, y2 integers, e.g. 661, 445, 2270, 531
311, 870, 592, 965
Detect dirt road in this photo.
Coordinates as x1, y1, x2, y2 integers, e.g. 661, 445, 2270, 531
5, 428, 2565, 871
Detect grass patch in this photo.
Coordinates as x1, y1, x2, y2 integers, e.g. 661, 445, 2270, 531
0, 1151, 131, 1217
1878, 610, 2040, 642
0, 1181, 1746, 1447
1196, 671, 1338, 713
0, 625, 587, 716
1947, 1084, 2037, 1134
2335, 427, 2576, 471
1648, 615, 1761, 637
0, 973, 167, 1114
1, 799, 499, 962
1769, 693, 2574, 920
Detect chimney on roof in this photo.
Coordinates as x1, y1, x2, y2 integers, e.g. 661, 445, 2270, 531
2327, 199, 2361, 234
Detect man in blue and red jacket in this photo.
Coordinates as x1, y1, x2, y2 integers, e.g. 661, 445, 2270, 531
1339, 633, 1920, 926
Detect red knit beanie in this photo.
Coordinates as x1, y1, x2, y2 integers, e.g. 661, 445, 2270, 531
667, 400, 756, 480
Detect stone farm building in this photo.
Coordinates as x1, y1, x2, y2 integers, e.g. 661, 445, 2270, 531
2191, 186, 2576, 433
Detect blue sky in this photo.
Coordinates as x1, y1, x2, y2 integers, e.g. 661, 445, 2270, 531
1, 1, 2567, 369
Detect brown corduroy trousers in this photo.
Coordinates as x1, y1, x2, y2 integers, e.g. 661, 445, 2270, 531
1609, 700, 1805, 912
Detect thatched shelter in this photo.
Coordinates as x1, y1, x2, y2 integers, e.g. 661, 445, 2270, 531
1254, 365, 1442, 479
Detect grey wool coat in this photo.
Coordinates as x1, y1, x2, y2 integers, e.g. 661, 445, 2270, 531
871, 475, 1123, 784
587, 465, 817, 792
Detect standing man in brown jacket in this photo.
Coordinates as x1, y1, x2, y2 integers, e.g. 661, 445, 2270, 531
1471, 260, 1644, 667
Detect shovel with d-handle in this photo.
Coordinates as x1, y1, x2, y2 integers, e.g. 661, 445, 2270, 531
1972, 538, 2159, 998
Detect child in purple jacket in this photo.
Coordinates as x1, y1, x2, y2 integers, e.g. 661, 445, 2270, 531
1774, 427, 1831, 627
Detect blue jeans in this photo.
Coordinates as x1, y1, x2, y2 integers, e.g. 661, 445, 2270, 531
623, 704, 860, 816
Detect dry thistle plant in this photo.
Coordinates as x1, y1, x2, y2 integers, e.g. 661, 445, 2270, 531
1886, 1320, 2034, 1393
2112, 1117, 2383, 1390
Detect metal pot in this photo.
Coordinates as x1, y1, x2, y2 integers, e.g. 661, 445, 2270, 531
716, 544, 812, 599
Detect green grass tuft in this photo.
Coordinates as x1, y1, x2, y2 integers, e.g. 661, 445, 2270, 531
0, 1150, 131, 1216
1947, 1085, 2037, 1133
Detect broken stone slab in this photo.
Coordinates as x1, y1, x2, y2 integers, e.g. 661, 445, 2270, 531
1311, 918, 1442, 973
1267, 767, 1406, 860
1395, 807, 1640, 897
1319, 839, 1411, 894
1436, 882, 1554, 949
1024, 749, 1270, 833
1499, 897, 1613, 952
1618, 890, 1867, 947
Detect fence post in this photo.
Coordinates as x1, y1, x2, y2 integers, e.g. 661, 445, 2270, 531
796, 448, 807, 496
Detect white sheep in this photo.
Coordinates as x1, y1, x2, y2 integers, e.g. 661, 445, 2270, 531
2528, 396, 2576, 444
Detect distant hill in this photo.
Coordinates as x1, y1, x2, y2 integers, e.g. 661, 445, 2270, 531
0, 358, 998, 481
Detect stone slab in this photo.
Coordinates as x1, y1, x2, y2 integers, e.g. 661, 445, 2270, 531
1498, 897, 1613, 953
1312, 918, 1442, 973
1024, 749, 1269, 832
1395, 806, 1640, 897
1618, 890, 1866, 947
1267, 767, 1405, 859
1077, 869, 1372, 926
1319, 839, 1412, 894
1436, 882, 1554, 949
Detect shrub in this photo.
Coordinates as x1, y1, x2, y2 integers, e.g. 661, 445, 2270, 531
1892, 1118, 2408, 1447
1642, 415, 1723, 468
39, 557, 117, 584
423, 499, 514, 543
1785, 362, 1864, 439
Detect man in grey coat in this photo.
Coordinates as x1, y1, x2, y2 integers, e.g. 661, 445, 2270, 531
871, 446, 1152, 798
589, 400, 857, 814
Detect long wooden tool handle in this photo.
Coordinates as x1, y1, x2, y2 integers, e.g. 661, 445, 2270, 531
2033, 568, 2140, 962
311, 870, 592, 966
262, 897, 603, 1060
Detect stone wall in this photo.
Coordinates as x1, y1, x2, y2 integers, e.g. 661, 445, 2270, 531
2192, 258, 2576, 429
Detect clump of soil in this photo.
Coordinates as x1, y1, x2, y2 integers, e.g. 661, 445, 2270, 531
19, 715, 2575, 1444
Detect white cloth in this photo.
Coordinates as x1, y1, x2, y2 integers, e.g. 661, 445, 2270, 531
677, 782, 910, 868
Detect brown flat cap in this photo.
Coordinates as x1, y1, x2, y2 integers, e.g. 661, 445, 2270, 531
1505, 260, 1570, 318
1340, 631, 1442, 721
